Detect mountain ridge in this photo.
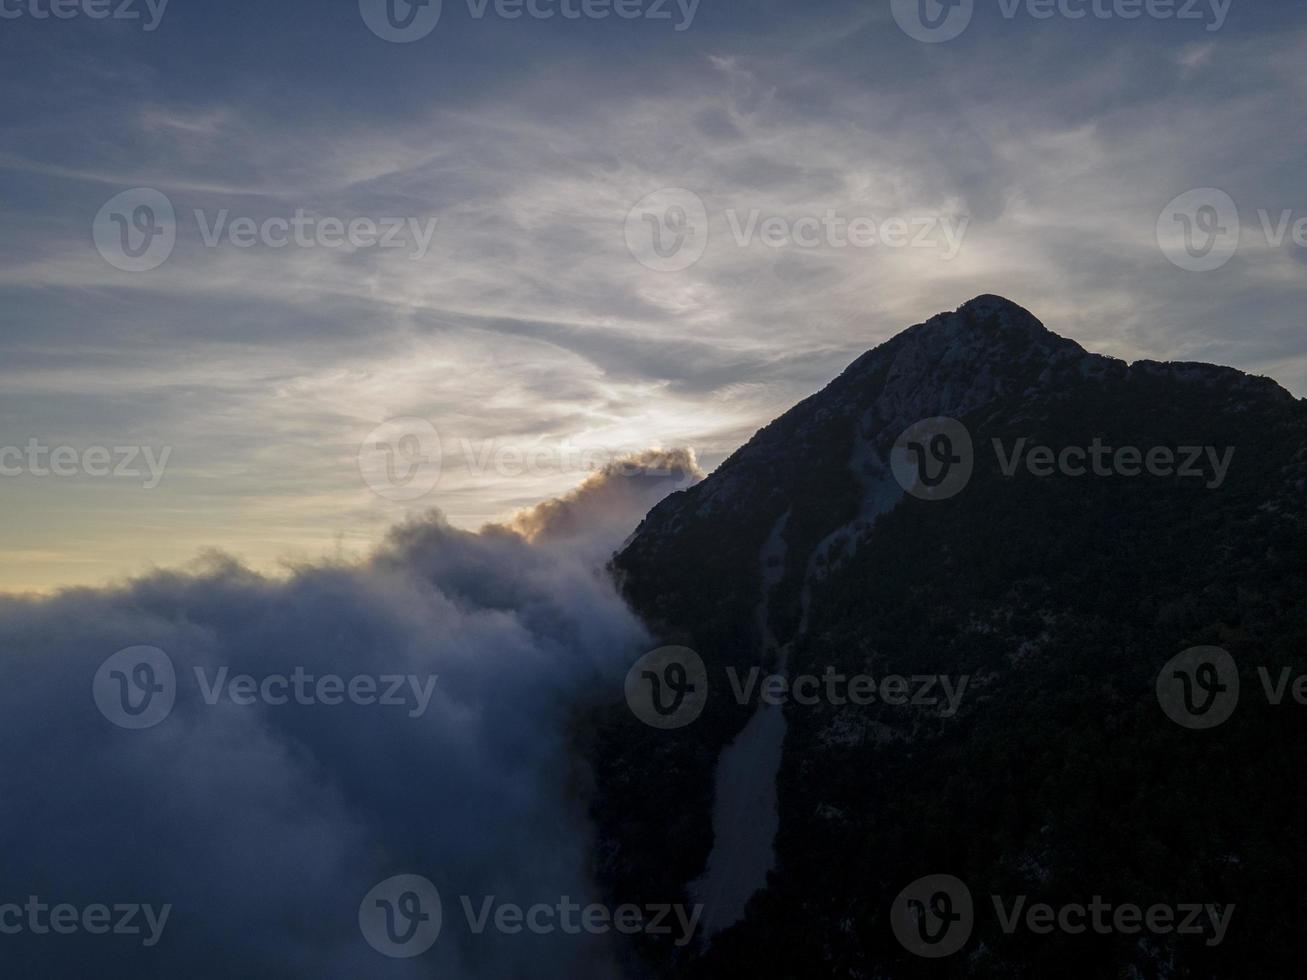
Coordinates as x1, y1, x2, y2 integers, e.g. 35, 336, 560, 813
624, 295, 1294, 566
591, 295, 1307, 979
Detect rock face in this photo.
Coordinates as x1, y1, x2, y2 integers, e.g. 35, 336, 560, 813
589, 296, 1307, 978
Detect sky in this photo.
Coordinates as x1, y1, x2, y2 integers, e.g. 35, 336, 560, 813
2, 0, 1306, 592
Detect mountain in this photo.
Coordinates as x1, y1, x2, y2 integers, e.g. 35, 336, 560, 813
587, 296, 1307, 978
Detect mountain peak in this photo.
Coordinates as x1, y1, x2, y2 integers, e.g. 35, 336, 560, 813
834, 296, 1083, 397
821, 296, 1090, 435
903, 293, 1072, 354
623, 297, 1296, 547
954, 293, 1052, 337
956, 292, 1034, 319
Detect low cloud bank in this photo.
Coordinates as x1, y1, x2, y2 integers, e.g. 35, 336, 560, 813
0, 452, 700, 978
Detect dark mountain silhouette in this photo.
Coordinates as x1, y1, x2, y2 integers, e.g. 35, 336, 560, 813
589, 296, 1307, 978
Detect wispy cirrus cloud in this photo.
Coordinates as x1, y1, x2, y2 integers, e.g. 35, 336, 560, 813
1, 0, 1304, 589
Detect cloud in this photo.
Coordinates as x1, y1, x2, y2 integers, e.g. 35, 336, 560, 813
0, 453, 697, 978
505, 448, 704, 554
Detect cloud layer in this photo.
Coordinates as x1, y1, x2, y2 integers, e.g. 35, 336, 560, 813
0, 454, 697, 977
